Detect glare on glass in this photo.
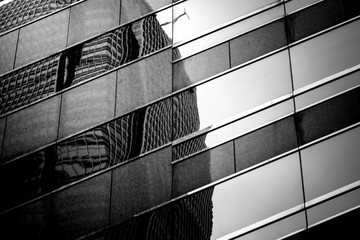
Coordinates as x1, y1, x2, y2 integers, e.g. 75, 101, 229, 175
173, 0, 277, 44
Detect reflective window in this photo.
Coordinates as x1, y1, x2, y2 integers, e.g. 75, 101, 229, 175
287, 0, 346, 43
285, 0, 323, 14
93, 152, 303, 240
301, 126, 360, 202
230, 18, 287, 67
236, 212, 306, 240
0, 30, 18, 75
173, 50, 292, 139
235, 115, 297, 172
173, 42, 230, 91
173, 141, 235, 197
173, 4, 284, 60
121, 0, 171, 24
307, 188, 360, 228
290, 19, 360, 90
173, 0, 277, 44
296, 87, 360, 145
67, 0, 120, 46
15, 9, 70, 68
295, 69, 360, 111
0, 0, 75, 34
173, 99, 294, 161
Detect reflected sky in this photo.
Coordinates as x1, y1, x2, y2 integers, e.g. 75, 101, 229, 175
173, 0, 278, 44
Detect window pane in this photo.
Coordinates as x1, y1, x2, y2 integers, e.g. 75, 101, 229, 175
230, 18, 287, 67
173, 141, 235, 197
174, 4, 284, 60
211, 152, 303, 239
0, 30, 18, 75
173, 0, 277, 44
285, 0, 322, 14
296, 87, 360, 145
301, 126, 360, 202
307, 188, 360, 227
173, 50, 291, 137
295, 69, 360, 111
235, 115, 297, 172
290, 19, 360, 90
236, 212, 306, 240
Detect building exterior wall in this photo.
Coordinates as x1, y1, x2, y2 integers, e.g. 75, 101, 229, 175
0, 0, 359, 239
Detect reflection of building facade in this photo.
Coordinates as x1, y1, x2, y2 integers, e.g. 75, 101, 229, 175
1, 0, 360, 239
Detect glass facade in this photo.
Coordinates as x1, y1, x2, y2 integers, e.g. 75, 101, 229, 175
0, 0, 359, 239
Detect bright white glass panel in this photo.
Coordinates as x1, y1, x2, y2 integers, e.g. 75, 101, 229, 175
307, 188, 360, 227
204, 98, 294, 147
211, 152, 303, 239
174, 4, 284, 59
290, 19, 360, 90
195, 50, 292, 130
301, 126, 360, 202
173, 0, 277, 44
295, 69, 360, 111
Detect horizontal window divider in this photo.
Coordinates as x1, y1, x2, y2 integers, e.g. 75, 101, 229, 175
173, 0, 284, 48
0, 0, 86, 38
172, 46, 288, 95
0, 3, 174, 79
172, 15, 284, 63
172, 93, 293, 146
293, 64, 360, 97
305, 180, 360, 209
307, 205, 360, 229
299, 122, 360, 151
219, 204, 305, 240
171, 112, 295, 164
0, 142, 171, 215
284, 0, 324, 15
288, 15, 360, 48
0, 45, 171, 119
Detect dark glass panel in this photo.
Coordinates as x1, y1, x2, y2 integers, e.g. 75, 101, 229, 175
0, 117, 5, 159
235, 116, 298, 172
116, 49, 172, 117
296, 87, 360, 145
15, 9, 69, 68
0, 0, 75, 34
287, 0, 346, 43
110, 146, 172, 224
0, 29, 18, 75
84, 152, 303, 240
230, 19, 287, 67
58, 71, 116, 139
342, 0, 360, 18
56, 97, 172, 186
120, 0, 171, 24
0, 53, 61, 116
284, 206, 360, 240
51, 171, 111, 240
0, 146, 56, 212
173, 141, 235, 197
173, 42, 230, 91
67, 0, 120, 46
2, 94, 61, 161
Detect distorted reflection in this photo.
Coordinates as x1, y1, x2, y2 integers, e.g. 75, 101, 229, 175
87, 153, 303, 240
0, 7, 171, 116
173, 0, 277, 44
0, 0, 76, 33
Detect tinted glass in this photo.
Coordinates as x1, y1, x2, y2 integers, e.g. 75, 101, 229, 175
174, 4, 284, 60
285, 0, 322, 14
301, 126, 360, 202
0, 30, 17, 75
295, 69, 360, 111
230, 18, 287, 67
173, 0, 277, 44
173, 50, 292, 139
290, 19, 360, 90
296, 87, 360, 145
